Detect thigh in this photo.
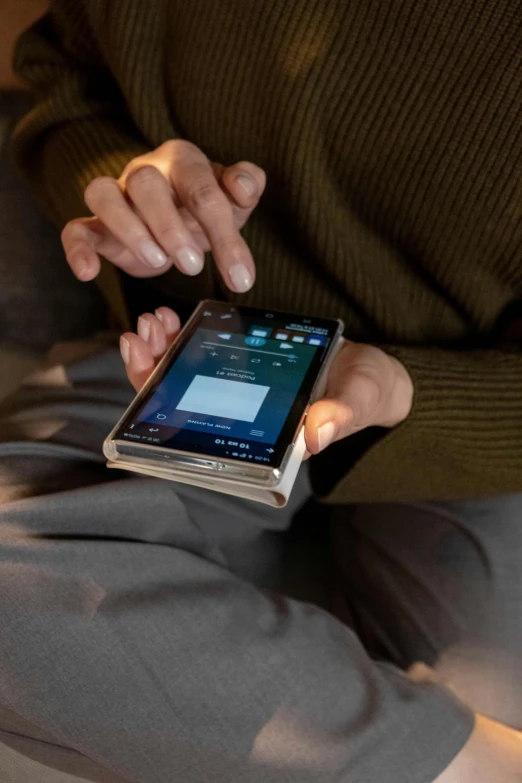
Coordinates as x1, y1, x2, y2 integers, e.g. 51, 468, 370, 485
0, 342, 474, 783
332, 496, 522, 729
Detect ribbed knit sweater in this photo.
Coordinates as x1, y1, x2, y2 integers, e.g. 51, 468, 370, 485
12, 0, 522, 503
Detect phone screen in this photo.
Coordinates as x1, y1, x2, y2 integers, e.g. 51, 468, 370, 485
114, 302, 340, 468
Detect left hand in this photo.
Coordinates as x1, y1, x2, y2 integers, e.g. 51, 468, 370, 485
119, 311, 413, 454
304, 340, 413, 455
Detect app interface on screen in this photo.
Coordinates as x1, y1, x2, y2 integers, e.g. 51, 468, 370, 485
121, 308, 333, 464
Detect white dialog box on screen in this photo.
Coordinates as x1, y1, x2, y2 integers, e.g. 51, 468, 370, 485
176, 375, 270, 422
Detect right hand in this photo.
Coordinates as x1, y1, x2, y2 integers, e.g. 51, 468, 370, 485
61, 140, 266, 293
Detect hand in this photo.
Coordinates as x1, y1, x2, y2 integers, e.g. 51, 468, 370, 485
61, 140, 266, 293
120, 307, 181, 392
304, 340, 413, 455
120, 313, 413, 449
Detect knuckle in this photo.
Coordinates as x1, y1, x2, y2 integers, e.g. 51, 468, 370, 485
214, 233, 244, 256
84, 176, 117, 206
159, 138, 193, 156
120, 153, 150, 180
176, 139, 203, 157
187, 182, 224, 212
153, 220, 183, 242
158, 139, 178, 153
125, 164, 162, 194
168, 140, 206, 167
61, 220, 85, 245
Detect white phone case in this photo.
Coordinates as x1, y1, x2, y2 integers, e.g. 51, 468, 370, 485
105, 333, 344, 507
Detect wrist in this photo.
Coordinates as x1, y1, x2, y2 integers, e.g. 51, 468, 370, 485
382, 355, 414, 428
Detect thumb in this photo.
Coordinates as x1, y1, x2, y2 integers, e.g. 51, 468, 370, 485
304, 366, 380, 455
304, 398, 354, 455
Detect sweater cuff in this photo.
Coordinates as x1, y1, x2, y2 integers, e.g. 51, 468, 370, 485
310, 345, 522, 504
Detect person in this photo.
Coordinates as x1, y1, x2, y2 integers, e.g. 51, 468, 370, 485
1, 0, 521, 781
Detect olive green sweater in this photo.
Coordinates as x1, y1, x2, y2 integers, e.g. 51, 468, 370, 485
12, 0, 522, 504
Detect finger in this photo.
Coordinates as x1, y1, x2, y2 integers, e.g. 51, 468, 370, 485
63, 216, 167, 280
176, 162, 266, 248
84, 177, 170, 274
125, 166, 204, 276
305, 361, 382, 454
305, 398, 354, 455
172, 154, 255, 293
120, 333, 155, 392
61, 218, 103, 281
154, 307, 181, 342
220, 161, 266, 212
137, 313, 167, 360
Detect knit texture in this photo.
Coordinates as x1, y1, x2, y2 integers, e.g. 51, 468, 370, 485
12, 0, 522, 502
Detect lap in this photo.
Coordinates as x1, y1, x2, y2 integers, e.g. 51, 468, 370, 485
333, 496, 522, 728
0, 341, 476, 783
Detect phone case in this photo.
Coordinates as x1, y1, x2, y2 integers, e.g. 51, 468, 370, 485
105, 331, 344, 508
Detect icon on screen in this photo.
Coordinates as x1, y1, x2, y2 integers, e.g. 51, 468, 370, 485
156, 414, 167, 420
266, 448, 275, 454
220, 314, 233, 319
218, 333, 232, 340
203, 311, 212, 316
292, 335, 305, 343
251, 358, 261, 364
306, 334, 326, 346
275, 331, 288, 341
245, 336, 266, 347
250, 326, 272, 338
250, 429, 265, 437
272, 361, 282, 367
280, 343, 292, 350
149, 428, 160, 433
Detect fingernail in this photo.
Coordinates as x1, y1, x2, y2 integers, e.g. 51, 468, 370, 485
120, 337, 130, 365
138, 317, 151, 342
176, 247, 204, 276
155, 309, 164, 324
235, 174, 256, 198
317, 421, 336, 452
229, 263, 253, 293
139, 240, 168, 269
74, 255, 91, 279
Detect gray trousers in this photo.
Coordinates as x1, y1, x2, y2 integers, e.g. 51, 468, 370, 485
0, 342, 520, 783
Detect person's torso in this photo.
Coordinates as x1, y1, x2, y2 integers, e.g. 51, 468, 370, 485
91, 0, 522, 344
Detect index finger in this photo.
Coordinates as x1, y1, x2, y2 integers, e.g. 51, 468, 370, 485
171, 151, 255, 293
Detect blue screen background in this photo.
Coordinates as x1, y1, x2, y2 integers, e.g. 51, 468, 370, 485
138, 328, 317, 446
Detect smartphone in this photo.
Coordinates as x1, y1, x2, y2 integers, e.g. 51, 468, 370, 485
104, 300, 344, 493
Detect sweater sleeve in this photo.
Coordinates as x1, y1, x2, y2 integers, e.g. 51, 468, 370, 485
310, 343, 522, 504
11, 6, 152, 226
11, 4, 153, 325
